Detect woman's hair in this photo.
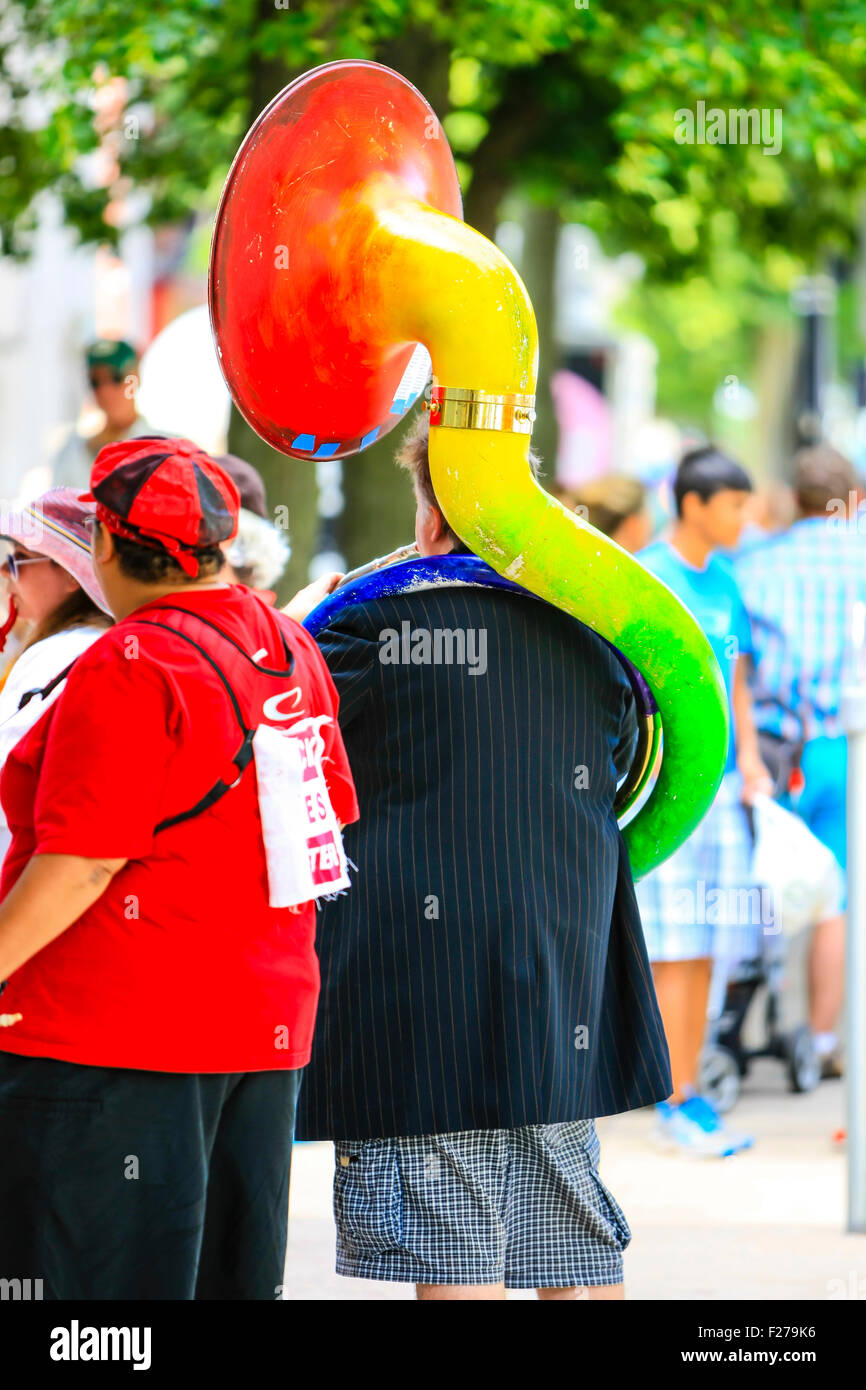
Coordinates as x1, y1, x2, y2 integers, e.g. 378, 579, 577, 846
112, 534, 224, 583
223, 508, 290, 590
563, 475, 647, 538
22, 583, 111, 653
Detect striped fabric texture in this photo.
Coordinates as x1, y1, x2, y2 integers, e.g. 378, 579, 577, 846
295, 585, 672, 1141
735, 518, 866, 741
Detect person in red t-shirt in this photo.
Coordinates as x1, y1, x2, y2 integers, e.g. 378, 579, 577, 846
0, 437, 359, 1300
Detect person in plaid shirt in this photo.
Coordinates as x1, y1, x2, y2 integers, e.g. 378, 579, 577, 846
735, 444, 863, 1074
637, 446, 773, 1157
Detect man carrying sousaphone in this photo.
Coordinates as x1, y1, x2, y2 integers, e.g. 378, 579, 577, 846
0, 436, 358, 1300
209, 59, 730, 1301
296, 412, 672, 1300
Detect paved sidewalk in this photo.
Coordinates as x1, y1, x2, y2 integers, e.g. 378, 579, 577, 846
284, 1061, 866, 1300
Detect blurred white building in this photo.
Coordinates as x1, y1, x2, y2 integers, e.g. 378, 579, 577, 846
0, 194, 154, 503
552, 224, 658, 481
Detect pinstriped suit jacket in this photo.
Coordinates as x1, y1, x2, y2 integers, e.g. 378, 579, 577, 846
296, 583, 672, 1140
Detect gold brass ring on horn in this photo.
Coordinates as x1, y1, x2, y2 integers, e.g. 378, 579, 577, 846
426, 386, 537, 433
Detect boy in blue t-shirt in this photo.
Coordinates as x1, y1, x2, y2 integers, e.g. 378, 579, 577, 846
638, 446, 772, 1157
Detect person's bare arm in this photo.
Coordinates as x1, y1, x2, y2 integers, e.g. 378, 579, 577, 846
282, 572, 343, 623
0, 853, 127, 989
732, 656, 773, 803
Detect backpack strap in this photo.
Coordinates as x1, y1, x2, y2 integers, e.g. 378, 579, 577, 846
140, 601, 295, 675
14, 605, 294, 835
154, 727, 256, 833
129, 618, 257, 834
17, 660, 77, 711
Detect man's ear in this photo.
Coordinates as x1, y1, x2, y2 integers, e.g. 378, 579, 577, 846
415, 497, 440, 548
429, 505, 448, 544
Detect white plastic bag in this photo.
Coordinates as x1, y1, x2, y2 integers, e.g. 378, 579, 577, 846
749, 793, 844, 936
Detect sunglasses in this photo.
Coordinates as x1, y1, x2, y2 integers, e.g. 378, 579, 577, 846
88, 371, 127, 389
0, 553, 51, 581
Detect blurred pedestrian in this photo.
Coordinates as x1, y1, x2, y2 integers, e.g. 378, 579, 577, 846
52, 339, 160, 491
215, 451, 291, 597
563, 475, 652, 553
735, 480, 797, 553
214, 450, 341, 618
213, 452, 268, 519
0, 490, 112, 861
735, 443, 863, 1074
637, 446, 772, 1156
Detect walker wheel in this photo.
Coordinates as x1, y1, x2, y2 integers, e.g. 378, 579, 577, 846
785, 1025, 821, 1093
698, 1045, 741, 1114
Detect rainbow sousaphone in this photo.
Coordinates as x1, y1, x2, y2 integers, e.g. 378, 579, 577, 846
209, 59, 728, 878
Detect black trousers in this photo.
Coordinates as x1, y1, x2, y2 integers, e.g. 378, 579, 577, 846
0, 1052, 301, 1300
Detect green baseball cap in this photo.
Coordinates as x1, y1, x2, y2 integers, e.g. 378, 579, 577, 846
85, 338, 139, 374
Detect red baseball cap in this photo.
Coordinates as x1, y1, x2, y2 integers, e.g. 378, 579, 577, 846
81, 437, 240, 577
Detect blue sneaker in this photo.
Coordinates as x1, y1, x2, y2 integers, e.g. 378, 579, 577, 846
654, 1095, 754, 1158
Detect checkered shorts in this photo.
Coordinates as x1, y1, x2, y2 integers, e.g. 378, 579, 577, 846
333, 1119, 630, 1288
636, 769, 762, 963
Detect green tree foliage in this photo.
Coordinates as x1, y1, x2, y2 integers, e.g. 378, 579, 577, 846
3, 1, 865, 577
4, 1, 865, 267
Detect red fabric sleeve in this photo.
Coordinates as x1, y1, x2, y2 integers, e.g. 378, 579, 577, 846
33, 636, 180, 859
